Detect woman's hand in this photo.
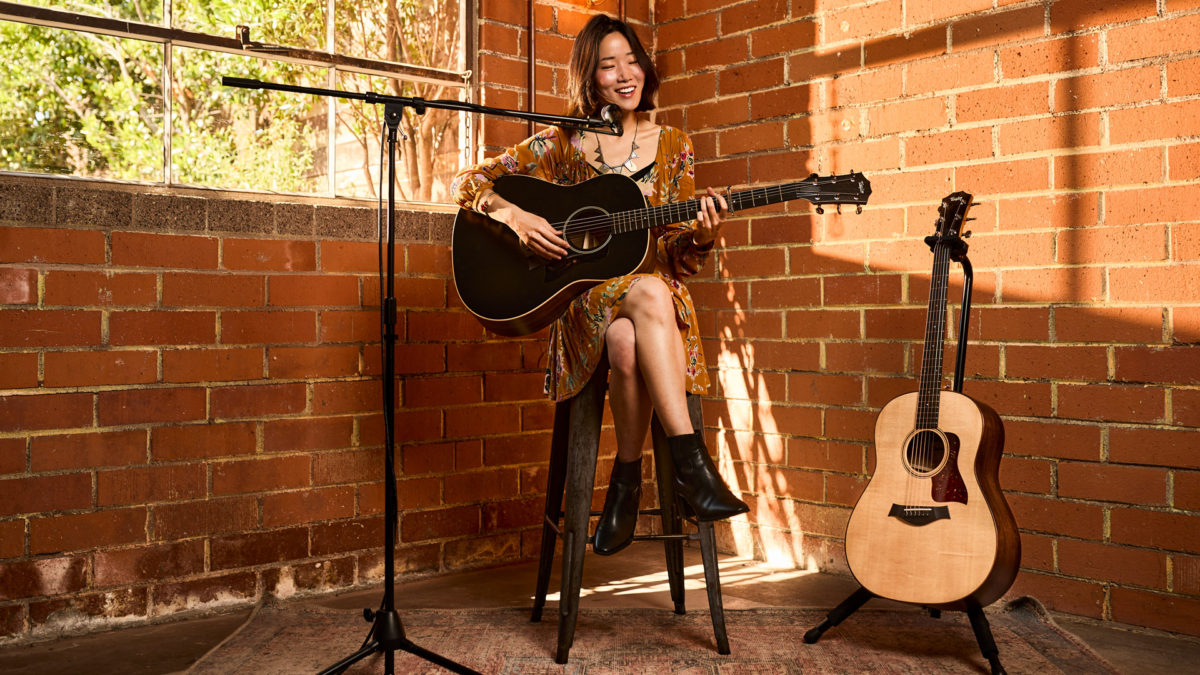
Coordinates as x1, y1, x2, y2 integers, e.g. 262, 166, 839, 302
693, 187, 728, 248
488, 198, 569, 260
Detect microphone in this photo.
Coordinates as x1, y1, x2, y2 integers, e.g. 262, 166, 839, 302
599, 104, 623, 135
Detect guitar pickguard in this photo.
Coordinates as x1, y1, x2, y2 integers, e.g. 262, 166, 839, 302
930, 432, 967, 505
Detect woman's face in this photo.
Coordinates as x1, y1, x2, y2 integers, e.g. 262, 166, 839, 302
593, 31, 644, 113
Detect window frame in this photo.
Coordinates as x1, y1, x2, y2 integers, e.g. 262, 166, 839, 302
0, 0, 475, 202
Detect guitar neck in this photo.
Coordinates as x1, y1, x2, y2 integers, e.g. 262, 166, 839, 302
610, 181, 845, 234
916, 242, 953, 430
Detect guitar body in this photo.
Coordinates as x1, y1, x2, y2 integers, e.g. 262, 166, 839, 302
845, 390, 1020, 609
451, 173, 653, 337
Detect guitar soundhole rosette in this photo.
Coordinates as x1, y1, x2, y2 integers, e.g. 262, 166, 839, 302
562, 206, 612, 254
903, 428, 949, 477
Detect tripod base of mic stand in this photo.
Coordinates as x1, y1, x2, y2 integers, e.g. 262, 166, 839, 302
318, 608, 480, 675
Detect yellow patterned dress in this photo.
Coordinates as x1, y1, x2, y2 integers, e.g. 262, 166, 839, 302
451, 125, 713, 402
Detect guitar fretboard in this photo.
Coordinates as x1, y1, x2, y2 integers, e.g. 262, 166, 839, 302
605, 181, 855, 234
916, 238, 952, 430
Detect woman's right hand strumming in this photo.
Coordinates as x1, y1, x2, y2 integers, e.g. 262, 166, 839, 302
485, 193, 569, 260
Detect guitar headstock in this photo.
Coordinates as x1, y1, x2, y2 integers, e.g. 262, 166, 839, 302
925, 191, 974, 255
803, 171, 872, 209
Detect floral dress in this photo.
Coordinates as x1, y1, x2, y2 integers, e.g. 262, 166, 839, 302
451, 125, 713, 402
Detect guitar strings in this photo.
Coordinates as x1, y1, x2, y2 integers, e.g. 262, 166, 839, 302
909, 221, 953, 512
538, 181, 863, 238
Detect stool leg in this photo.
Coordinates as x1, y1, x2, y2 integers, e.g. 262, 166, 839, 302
532, 400, 571, 623
650, 413, 686, 614
697, 521, 731, 654
555, 371, 606, 664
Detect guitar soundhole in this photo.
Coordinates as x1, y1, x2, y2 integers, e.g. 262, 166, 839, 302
904, 429, 947, 476
562, 206, 612, 254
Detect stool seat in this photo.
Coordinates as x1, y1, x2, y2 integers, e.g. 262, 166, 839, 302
530, 355, 731, 664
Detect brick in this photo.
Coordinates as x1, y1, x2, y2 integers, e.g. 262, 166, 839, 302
998, 113, 1102, 156
221, 310, 317, 345
966, 306, 1049, 342
0, 437, 24, 476
401, 504, 480, 542
0, 267, 36, 304
0, 227, 105, 265
1111, 587, 1200, 637
97, 464, 207, 506
151, 422, 256, 461
312, 448, 378, 486
998, 455, 1053, 494
262, 556, 356, 595
1111, 507, 1200, 554
30, 507, 147, 554
867, 97, 946, 138
958, 82, 1047, 123
210, 527, 309, 570
269, 274, 361, 307
1004, 344, 1107, 381
1058, 224, 1166, 266
0, 473, 92, 517
263, 486, 355, 527
1058, 383, 1164, 423
222, 238, 316, 271
1007, 493, 1103, 539
0, 556, 88, 601
719, 57, 786, 97
1110, 265, 1200, 304
212, 455, 311, 495
267, 345, 360, 379
152, 496, 258, 540
1110, 427, 1200, 470
957, 157, 1051, 195
42, 270, 155, 308
98, 387, 206, 426
999, 34, 1099, 80
1167, 57, 1200, 98
93, 540, 205, 587
1174, 389, 1200, 427
1114, 345, 1200, 385
43, 349, 158, 387
1059, 539, 1166, 591
1108, 13, 1200, 63
907, 49, 994, 95
1054, 306, 1162, 343
1111, 99, 1200, 145
1178, 222, 1200, 261
263, 416, 353, 454
1179, 471, 1200, 511
1176, 307, 1200, 342
0, 392, 93, 433
0, 309, 102, 348
163, 272, 265, 307
1009, 571, 1105, 619
864, 24, 947, 68
1059, 461, 1167, 505
787, 308, 860, 339
1058, 147, 1163, 190
1049, 0, 1156, 34
445, 468, 520, 504
0, 352, 38, 389
211, 382, 307, 419
151, 571, 256, 616
905, 127, 991, 167
111, 231, 219, 269
446, 404, 520, 438
824, 274, 902, 306
31, 429, 147, 471
311, 379, 378, 416
447, 342, 522, 373
320, 309, 382, 344
952, 6, 1046, 52
109, 310, 217, 346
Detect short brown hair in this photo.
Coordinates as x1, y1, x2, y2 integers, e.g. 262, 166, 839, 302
565, 14, 659, 119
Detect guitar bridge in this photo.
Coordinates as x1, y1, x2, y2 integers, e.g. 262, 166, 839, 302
888, 504, 950, 526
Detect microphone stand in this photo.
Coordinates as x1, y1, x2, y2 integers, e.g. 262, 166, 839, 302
221, 76, 617, 675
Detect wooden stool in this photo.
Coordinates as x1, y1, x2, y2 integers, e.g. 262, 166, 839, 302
530, 355, 731, 664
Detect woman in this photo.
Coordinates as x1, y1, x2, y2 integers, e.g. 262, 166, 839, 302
451, 14, 747, 555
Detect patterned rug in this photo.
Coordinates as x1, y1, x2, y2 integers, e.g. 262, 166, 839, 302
188, 597, 1115, 674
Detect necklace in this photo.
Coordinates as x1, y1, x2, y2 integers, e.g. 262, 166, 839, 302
594, 118, 639, 174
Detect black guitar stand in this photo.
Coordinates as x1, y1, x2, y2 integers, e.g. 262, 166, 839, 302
803, 222, 1008, 675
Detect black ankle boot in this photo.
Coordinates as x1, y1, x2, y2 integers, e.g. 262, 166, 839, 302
592, 457, 642, 555
668, 432, 749, 522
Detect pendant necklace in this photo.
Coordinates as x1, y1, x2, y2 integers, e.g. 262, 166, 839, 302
594, 118, 639, 174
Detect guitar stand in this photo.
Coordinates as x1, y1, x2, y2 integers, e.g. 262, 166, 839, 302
804, 243, 1007, 675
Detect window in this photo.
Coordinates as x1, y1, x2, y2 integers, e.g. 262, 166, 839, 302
0, 0, 472, 203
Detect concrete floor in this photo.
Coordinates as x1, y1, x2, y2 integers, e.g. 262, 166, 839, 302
1, 545, 1197, 673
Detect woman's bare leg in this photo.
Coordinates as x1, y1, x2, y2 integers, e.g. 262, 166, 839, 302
611, 276, 693, 436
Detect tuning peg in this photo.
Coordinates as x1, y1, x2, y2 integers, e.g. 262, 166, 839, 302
963, 217, 977, 222
816, 205, 824, 215
836, 204, 842, 214
963, 231, 972, 238
856, 205, 863, 214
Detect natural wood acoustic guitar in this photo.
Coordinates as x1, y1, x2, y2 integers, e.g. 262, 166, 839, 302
844, 192, 1020, 610
451, 171, 871, 336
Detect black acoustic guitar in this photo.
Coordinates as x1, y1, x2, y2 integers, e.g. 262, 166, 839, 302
451, 171, 871, 336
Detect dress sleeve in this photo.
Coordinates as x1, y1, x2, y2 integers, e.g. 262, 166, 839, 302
450, 126, 568, 212
654, 129, 712, 279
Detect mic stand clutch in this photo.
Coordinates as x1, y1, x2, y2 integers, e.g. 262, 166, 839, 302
221, 76, 617, 675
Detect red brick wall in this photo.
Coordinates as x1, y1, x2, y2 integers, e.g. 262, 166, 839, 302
0, 176, 502, 639
652, 0, 1200, 637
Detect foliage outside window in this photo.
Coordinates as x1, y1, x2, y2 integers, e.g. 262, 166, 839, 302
0, 0, 469, 203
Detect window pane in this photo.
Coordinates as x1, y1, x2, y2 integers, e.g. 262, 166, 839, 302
173, 0, 325, 50
0, 20, 164, 181
333, 72, 464, 203
336, 0, 461, 71
17, 0, 164, 24
171, 48, 327, 193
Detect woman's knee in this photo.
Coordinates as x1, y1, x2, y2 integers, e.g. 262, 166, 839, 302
623, 276, 673, 317
605, 318, 637, 376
